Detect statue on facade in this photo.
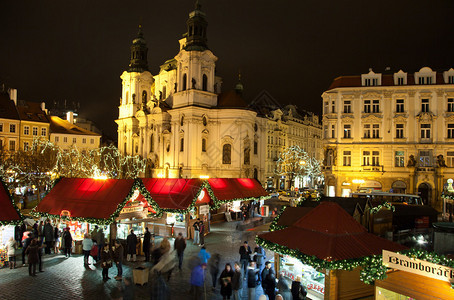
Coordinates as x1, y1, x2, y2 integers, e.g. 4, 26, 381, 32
437, 154, 448, 167
407, 154, 416, 167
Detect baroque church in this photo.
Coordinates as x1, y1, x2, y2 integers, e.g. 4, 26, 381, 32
116, 3, 264, 180
116, 3, 322, 187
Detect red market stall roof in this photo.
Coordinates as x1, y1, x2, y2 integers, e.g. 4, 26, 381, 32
207, 178, 268, 201
258, 201, 407, 261
34, 178, 138, 224
0, 181, 22, 225
141, 178, 206, 210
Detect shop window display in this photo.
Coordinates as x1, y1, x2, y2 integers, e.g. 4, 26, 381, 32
279, 255, 325, 299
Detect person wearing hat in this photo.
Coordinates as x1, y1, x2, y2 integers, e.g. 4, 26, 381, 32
291, 276, 307, 299
62, 227, 73, 258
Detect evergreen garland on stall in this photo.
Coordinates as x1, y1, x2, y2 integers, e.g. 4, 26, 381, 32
269, 206, 287, 232
0, 178, 23, 226
369, 202, 395, 214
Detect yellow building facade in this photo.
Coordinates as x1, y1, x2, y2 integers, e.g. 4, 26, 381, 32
322, 67, 454, 211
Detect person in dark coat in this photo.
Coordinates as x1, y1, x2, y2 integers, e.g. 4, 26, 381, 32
262, 263, 276, 300
143, 227, 151, 262
291, 276, 307, 300
231, 262, 243, 300
208, 253, 221, 290
43, 219, 54, 254
113, 240, 124, 281
253, 245, 266, 282
62, 227, 73, 258
219, 263, 235, 300
277, 276, 292, 300
126, 229, 138, 262
25, 239, 40, 276
100, 244, 113, 281
199, 221, 205, 247
239, 241, 252, 277
22, 233, 33, 265
174, 232, 186, 270
246, 261, 258, 300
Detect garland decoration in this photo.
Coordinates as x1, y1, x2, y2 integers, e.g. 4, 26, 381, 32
369, 202, 395, 214
269, 206, 287, 231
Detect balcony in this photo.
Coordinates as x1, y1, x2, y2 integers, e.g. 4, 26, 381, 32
419, 138, 432, 144
416, 166, 435, 172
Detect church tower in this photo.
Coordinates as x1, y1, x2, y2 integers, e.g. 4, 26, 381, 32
171, 2, 219, 108
117, 25, 154, 155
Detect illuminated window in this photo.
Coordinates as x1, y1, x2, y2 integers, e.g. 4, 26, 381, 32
24, 126, 29, 135
343, 151, 351, 166
395, 151, 405, 167
419, 150, 431, 167
363, 151, 370, 166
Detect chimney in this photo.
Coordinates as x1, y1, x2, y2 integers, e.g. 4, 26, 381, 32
9, 88, 17, 106
40, 102, 48, 114
66, 111, 74, 124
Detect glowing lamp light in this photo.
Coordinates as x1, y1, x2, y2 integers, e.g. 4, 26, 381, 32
352, 179, 365, 184
93, 174, 108, 180
157, 172, 164, 178
199, 175, 209, 179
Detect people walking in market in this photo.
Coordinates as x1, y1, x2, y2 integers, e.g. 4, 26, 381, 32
262, 261, 276, 300
208, 253, 220, 291
253, 245, 266, 282
62, 227, 73, 258
193, 218, 200, 245
190, 263, 207, 300
150, 269, 170, 300
291, 276, 307, 300
32, 221, 38, 237
239, 241, 252, 277
199, 220, 205, 247
198, 246, 211, 264
25, 239, 41, 276
174, 232, 186, 270
246, 261, 259, 300
91, 225, 98, 243
22, 232, 33, 265
6, 237, 17, 269
113, 239, 124, 281
277, 276, 292, 300
126, 229, 138, 262
231, 262, 243, 300
96, 227, 105, 262
143, 227, 151, 262
53, 224, 60, 254
100, 244, 113, 282
43, 219, 54, 255
82, 233, 93, 266
219, 263, 235, 300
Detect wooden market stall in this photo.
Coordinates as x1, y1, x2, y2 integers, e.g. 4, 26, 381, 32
257, 202, 407, 300
0, 180, 23, 267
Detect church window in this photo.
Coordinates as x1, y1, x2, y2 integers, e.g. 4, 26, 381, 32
222, 144, 232, 164
180, 138, 184, 152
132, 93, 136, 104
142, 91, 147, 103
202, 138, 207, 152
182, 74, 187, 91
163, 86, 167, 99
244, 147, 250, 165
202, 116, 207, 126
254, 141, 258, 155
180, 116, 184, 126
150, 134, 154, 152
135, 144, 138, 153
202, 74, 208, 91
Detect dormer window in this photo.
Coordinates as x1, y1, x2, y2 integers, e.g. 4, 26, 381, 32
361, 70, 381, 86
415, 67, 436, 85
443, 68, 454, 84
393, 70, 407, 85
397, 77, 404, 85
418, 77, 433, 84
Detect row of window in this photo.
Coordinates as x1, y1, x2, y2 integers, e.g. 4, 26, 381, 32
341, 150, 454, 168
267, 136, 286, 146
181, 74, 208, 92
54, 136, 95, 144
325, 98, 454, 114
362, 75, 454, 87
0, 123, 48, 136
326, 123, 454, 140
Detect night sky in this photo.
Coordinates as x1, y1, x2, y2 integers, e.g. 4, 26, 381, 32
1, 0, 453, 138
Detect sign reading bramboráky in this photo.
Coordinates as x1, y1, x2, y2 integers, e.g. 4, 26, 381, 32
383, 250, 454, 283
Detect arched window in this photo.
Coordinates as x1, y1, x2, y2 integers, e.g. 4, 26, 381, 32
150, 134, 154, 152
182, 74, 187, 91
142, 90, 147, 103
254, 141, 258, 155
244, 147, 250, 165
163, 86, 166, 99
222, 144, 231, 164
202, 74, 208, 91
202, 116, 207, 127
202, 138, 207, 152
180, 116, 184, 126
180, 137, 184, 152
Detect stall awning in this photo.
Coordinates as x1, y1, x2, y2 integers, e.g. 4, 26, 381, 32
141, 178, 204, 210
0, 181, 21, 224
208, 178, 268, 201
34, 178, 136, 222
258, 202, 407, 261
